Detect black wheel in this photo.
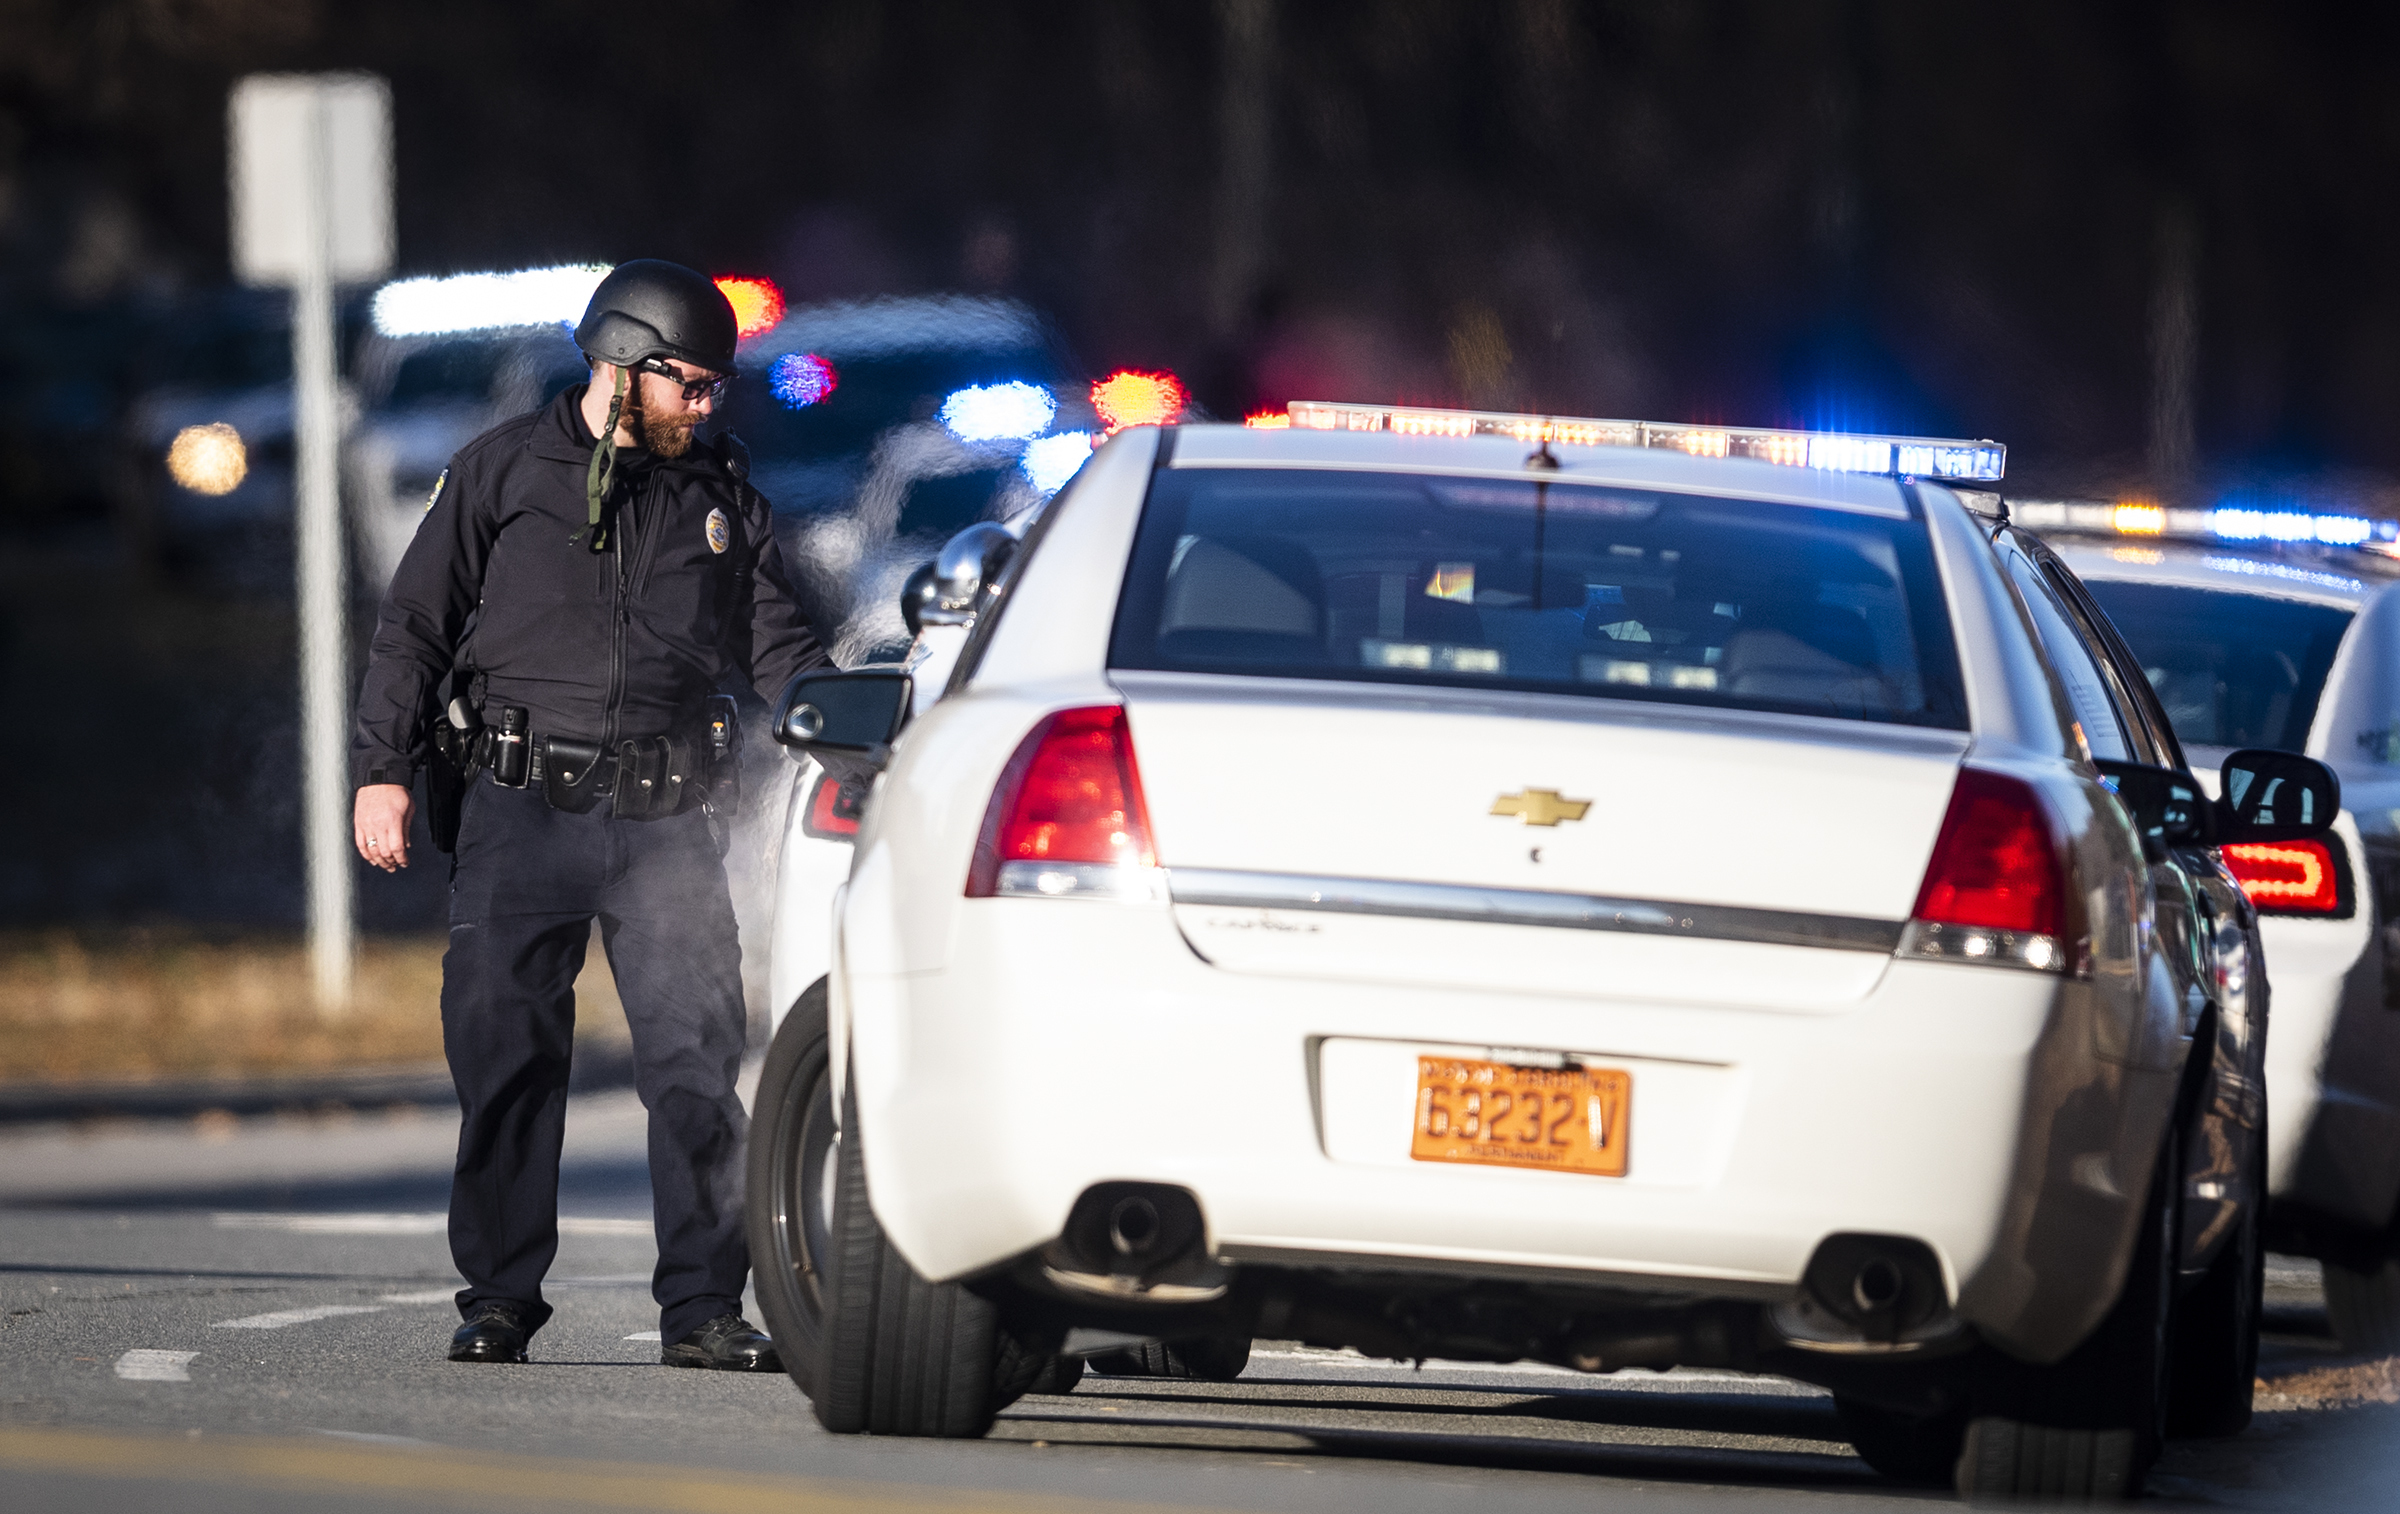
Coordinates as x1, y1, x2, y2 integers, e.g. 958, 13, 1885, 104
744, 979, 838, 1397
1085, 1333, 1251, 1382
811, 1070, 1038, 1436
1835, 1396, 1967, 1486
2167, 1120, 2264, 1438
2324, 1254, 2400, 1355
1956, 1123, 2180, 1501
1023, 1354, 1087, 1395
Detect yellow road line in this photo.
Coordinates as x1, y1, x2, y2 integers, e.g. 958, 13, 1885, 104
0, 1425, 1210, 1514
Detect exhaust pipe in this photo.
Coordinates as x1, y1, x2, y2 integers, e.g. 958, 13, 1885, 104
1772, 1233, 1957, 1352
1041, 1182, 1232, 1302
1108, 1195, 1162, 1257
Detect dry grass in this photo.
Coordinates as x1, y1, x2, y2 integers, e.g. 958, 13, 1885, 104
2258, 1356, 2400, 1409
0, 929, 630, 1084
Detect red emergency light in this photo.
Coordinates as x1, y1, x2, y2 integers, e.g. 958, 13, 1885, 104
1092, 370, 1187, 433
715, 277, 786, 340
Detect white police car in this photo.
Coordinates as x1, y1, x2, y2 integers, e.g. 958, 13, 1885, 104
2027, 513, 2400, 1354
748, 407, 2328, 1500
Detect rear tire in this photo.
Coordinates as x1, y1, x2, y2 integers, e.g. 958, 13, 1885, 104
1957, 1419, 2142, 1502
810, 1073, 1032, 1436
2324, 1255, 2400, 1355
744, 980, 837, 1398
2167, 1122, 2264, 1438
1955, 1125, 2180, 1501
1086, 1334, 1252, 1382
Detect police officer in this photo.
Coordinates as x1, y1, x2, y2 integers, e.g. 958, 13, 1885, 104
349, 261, 828, 1369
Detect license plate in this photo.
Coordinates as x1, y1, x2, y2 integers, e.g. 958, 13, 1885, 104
1411, 1056, 1631, 1177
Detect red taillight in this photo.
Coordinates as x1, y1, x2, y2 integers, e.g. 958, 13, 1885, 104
802, 772, 862, 839
2224, 840, 2341, 914
1912, 769, 2063, 936
965, 706, 1156, 897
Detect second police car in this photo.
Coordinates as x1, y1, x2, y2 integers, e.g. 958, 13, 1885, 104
2020, 505, 2400, 1356
747, 405, 2333, 1501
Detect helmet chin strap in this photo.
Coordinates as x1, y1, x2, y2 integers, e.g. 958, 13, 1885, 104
576, 364, 633, 551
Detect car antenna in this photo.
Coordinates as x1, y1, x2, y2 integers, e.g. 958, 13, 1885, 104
1525, 418, 1561, 471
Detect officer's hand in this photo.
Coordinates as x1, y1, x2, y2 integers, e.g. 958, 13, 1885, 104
355, 784, 415, 872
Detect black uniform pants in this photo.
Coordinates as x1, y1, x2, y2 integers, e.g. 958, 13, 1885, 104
441, 779, 749, 1344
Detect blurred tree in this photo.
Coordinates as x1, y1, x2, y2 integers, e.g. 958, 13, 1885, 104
4, 0, 2400, 499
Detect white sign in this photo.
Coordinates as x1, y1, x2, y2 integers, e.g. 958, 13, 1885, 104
230, 73, 392, 287
228, 71, 396, 1011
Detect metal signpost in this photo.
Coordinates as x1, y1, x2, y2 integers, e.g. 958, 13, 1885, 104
230, 74, 393, 1012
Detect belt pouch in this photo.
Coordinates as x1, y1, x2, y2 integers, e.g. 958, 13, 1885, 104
612, 737, 671, 819
541, 736, 607, 813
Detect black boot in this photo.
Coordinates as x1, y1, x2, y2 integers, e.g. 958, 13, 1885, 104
448, 1300, 533, 1363
662, 1313, 781, 1372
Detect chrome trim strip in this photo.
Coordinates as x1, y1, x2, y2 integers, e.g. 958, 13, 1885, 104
1895, 919, 2070, 975
995, 861, 1168, 903
1167, 868, 1903, 953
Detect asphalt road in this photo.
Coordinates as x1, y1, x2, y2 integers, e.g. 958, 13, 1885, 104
3, 1088, 2394, 1513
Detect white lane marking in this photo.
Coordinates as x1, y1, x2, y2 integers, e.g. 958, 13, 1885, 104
215, 1213, 443, 1234
624, 1330, 662, 1341
312, 1429, 429, 1446
114, 1349, 198, 1382
380, 1288, 459, 1304
213, 1213, 649, 1237
212, 1305, 386, 1330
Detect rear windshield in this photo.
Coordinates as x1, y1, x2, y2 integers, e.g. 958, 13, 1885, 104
2079, 581, 2353, 751
1109, 468, 1968, 729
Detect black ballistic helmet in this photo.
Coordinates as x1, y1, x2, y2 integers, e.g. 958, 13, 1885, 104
575, 259, 738, 373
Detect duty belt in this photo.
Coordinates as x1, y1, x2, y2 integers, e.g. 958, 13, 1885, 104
527, 729, 721, 819
442, 703, 740, 821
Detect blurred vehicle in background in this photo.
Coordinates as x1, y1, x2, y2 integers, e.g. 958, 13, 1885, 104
118, 287, 340, 589
347, 324, 586, 587
2029, 503, 2400, 1353
350, 270, 1103, 667
720, 294, 1090, 663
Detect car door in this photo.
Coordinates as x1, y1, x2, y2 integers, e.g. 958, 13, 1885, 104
1995, 531, 2200, 1076
2035, 539, 2269, 1276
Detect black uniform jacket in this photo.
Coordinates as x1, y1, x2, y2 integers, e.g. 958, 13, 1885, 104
351, 387, 829, 790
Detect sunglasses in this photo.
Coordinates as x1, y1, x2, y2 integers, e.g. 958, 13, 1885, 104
634, 358, 731, 404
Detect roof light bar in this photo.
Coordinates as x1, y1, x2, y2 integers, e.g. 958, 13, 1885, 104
2010, 498, 2396, 549
1273, 401, 2006, 482
371, 264, 609, 337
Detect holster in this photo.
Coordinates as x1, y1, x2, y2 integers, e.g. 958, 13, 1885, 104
425, 694, 488, 854
426, 729, 469, 854
703, 694, 742, 818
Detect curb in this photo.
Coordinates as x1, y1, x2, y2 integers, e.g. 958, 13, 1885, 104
0, 1040, 638, 1126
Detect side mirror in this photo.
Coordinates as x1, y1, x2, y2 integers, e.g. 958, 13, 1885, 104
918, 521, 1018, 627
899, 560, 938, 638
774, 669, 912, 779
2218, 749, 2341, 842
2095, 760, 2206, 859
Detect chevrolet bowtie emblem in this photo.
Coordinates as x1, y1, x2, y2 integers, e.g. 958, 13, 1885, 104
1491, 788, 1592, 827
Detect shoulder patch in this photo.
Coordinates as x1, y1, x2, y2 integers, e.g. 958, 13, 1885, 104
706, 507, 731, 555
424, 468, 448, 513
